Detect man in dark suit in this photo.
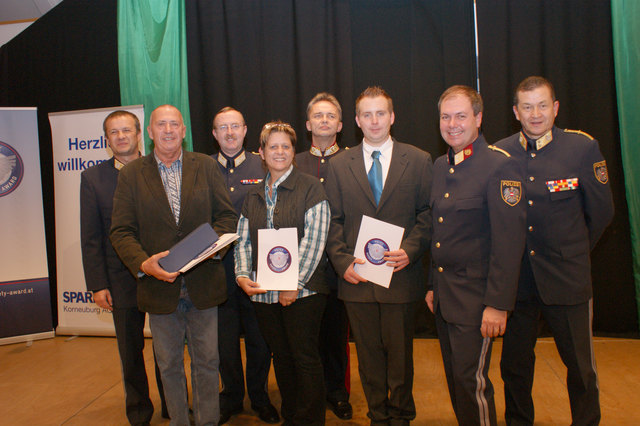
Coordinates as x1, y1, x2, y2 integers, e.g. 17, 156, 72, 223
496, 76, 614, 426
325, 86, 432, 425
296, 92, 352, 421
212, 107, 279, 425
427, 86, 526, 426
80, 110, 167, 425
110, 105, 237, 425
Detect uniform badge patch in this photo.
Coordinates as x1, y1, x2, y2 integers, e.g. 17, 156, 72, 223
501, 180, 522, 206
593, 161, 608, 184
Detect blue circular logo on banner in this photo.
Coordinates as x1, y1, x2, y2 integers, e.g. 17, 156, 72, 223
0, 141, 24, 197
267, 246, 292, 273
365, 238, 389, 265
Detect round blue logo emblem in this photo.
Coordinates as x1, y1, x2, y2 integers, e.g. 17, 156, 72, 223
0, 141, 24, 197
267, 246, 292, 273
365, 238, 389, 265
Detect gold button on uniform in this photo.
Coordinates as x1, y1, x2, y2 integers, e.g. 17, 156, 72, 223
528, 226, 533, 232
530, 152, 536, 158
529, 250, 536, 256
320, 177, 325, 183
230, 168, 234, 174
529, 176, 535, 182
438, 266, 444, 272
438, 217, 444, 223
435, 242, 441, 248
528, 200, 533, 206
449, 168, 454, 174
444, 193, 450, 198
230, 187, 235, 192
321, 159, 325, 163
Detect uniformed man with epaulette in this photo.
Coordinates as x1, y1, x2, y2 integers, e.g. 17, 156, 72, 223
496, 76, 614, 426
212, 107, 280, 425
295, 92, 353, 421
426, 85, 526, 426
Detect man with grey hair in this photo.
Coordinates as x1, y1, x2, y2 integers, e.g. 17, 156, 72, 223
111, 104, 237, 425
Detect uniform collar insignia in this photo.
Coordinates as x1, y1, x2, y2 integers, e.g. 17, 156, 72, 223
114, 158, 125, 170
519, 129, 553, 151
309, 141, 339, 157
448, 144, 473, 166
217, 150, 246, 168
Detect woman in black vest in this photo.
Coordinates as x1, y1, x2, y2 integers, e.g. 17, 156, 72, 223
234, 121, 331, 425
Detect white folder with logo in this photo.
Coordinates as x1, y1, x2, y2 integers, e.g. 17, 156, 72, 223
256, 227, 299, 291
353, 215, 405, 288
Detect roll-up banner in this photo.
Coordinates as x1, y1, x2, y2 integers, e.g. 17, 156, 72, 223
49, 105, 145, 336
0, 107, 54, 346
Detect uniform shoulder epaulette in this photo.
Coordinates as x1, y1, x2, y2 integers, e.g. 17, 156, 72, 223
564, 129, 594, 140
249, 151, 260, 156
488, 145, 511, 157
344, 146, 350, 150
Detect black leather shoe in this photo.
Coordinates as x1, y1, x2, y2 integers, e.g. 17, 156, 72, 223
219, 406, 242, 425
252, 403, 280, 424
327, 399, 353, 420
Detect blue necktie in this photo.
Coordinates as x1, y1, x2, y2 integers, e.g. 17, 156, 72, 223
368, 150, 382, 205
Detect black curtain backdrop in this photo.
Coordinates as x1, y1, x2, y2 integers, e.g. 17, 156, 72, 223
186, 0, 476, 157
0, 0, 635, 333
0, 0, 121, 324
477, 0, 637, 333
186, 0, 355, 154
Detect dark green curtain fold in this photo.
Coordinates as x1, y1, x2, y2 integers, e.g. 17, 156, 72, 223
117, 0, 193, 152
612, 0, 640, 329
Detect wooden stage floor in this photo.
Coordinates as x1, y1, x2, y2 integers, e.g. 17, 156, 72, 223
1, 336, 638, 425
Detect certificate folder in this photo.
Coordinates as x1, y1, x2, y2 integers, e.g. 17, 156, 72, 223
159, 223, 239, 273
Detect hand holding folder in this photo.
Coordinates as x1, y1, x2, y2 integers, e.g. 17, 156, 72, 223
158, 222, 239, 273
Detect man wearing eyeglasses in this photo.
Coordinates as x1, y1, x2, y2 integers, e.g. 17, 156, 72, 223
212, 107, 279, 425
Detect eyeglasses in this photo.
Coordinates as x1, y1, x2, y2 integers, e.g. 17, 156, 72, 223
216, 123, 244, 131
263, 122, 293, 130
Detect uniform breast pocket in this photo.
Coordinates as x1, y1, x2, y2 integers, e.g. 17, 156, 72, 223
548, 190, 578, 201
456, 197, 483, 210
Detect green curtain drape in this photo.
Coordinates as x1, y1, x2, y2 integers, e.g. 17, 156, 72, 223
117, 0, 193, 152
612, 0, 640, 329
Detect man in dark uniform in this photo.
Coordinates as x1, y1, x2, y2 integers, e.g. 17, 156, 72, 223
496, 76, 614, 426
80, 110, 167, 425
212, 107, 279, 425
296, 92, 353, 420
427, 86, 526, 426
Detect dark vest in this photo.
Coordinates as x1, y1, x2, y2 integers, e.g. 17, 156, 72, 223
241, 167, 330, 294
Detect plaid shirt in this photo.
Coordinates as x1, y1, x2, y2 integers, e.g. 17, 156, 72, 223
234, 166, 330, 303
155, 151, 183, 224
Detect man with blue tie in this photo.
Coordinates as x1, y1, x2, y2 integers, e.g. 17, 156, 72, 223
325, 86, 433, 425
